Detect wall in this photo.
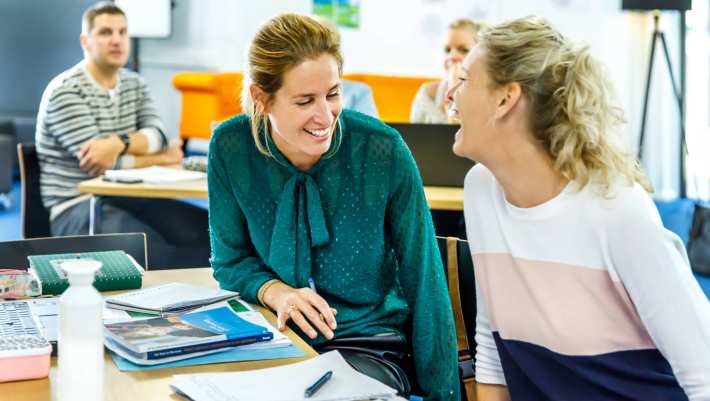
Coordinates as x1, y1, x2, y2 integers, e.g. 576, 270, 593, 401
0, 0, 95, 116
136, 0, 681, 197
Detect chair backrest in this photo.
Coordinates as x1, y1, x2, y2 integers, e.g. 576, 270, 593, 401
0, 232, 148, 270
0, 133, 14, 194
17, 143, 51, 238
436, 236, 477, 401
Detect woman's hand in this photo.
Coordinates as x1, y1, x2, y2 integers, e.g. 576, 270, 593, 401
444, 62, 464, 123
262, 281, 338, 340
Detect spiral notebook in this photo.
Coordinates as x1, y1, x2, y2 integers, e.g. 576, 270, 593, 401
105, 283, 239, 315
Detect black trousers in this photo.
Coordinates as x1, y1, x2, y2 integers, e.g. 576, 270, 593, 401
51, 197, 210, 269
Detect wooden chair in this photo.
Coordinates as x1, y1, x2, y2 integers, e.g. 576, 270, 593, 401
17, 143, 51, 238
0, 232, 148, 270
437, 236, 477, 401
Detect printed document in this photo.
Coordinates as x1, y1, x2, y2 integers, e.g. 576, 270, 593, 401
170, 350, 398, 401
104, 166, 205, 184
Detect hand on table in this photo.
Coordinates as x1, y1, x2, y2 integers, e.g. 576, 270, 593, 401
78, 135, 124, 176
263, 281, 338, 340
159, 140, 184, 165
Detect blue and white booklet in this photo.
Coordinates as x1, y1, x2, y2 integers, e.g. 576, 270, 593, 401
104, 301, 273, 364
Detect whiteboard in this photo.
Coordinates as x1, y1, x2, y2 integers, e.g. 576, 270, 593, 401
116, 0, 171, 38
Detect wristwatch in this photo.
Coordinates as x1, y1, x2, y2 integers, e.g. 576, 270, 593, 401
117, 133, 130, 155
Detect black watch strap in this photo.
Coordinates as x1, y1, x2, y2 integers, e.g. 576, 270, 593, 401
117, 133, 130, 155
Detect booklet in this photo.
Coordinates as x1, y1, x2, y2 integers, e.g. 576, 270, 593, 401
105, 282, 239, 315
105, 299, 295, 367
104, 305, 273, 364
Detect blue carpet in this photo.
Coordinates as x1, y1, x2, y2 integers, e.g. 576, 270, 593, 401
0, 180, 21, 241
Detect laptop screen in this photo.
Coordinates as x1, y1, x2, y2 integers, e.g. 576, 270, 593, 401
387, 123, 475, 187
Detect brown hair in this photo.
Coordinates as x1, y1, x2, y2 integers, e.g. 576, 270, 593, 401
242, 13, 343, 156
82, 1, 126, 35
479, 16, 651, 195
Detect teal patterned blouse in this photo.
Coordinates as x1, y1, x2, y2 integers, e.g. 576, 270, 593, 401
208, 110, 459, 401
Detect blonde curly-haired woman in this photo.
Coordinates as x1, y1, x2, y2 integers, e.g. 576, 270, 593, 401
448, 15, 710, 401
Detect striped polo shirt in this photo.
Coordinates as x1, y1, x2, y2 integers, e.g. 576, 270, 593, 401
35, 62, 166, 218
463, 164, 710, 401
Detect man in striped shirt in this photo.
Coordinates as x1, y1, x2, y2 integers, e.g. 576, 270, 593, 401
35, 2, 209, 268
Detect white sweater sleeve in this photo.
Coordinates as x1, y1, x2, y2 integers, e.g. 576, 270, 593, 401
473, 276, 507, 385
607, 210, 710, 401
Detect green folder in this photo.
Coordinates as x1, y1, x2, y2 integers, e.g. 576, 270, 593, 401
28, 250, 143, 295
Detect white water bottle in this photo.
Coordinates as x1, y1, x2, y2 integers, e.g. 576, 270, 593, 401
57, 259, 104, 401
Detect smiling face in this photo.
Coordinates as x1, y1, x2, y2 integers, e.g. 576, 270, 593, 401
260, 53, 343, 171
81, 13, 130, 70
447, 45, 502, 161
444, 27, 476, 72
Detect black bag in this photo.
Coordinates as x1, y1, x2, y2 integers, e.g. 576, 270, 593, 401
314, 333, 415, 397
688, 203, 710, 276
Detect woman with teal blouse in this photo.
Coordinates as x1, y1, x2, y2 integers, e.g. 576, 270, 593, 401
208, 14, 458, 401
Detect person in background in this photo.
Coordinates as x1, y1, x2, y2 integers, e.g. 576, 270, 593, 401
341, 79, 378, 118
410, 18, 485, 124
449, 15, 710, 400
35, 1, 210, 268
208, 13, 459, 401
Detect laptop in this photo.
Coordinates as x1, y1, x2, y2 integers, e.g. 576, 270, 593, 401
387, 123, 475, 187
0, 298, 58, 354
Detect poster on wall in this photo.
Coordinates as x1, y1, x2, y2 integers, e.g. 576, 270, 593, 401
313, 0, 361, 28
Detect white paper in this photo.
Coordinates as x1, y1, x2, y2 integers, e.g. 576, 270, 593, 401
170, 351, 398, 401
104, 166, 205, 184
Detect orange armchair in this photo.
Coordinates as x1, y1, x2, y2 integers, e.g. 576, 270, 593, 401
172, 72, 243, 140
173, 71, 436, 140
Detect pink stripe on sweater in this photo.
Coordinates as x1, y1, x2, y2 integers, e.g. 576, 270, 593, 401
474, 253, 655, 356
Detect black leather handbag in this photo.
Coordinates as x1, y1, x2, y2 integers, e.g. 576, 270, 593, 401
688, 203, 710, 276
314, 333, 415, 397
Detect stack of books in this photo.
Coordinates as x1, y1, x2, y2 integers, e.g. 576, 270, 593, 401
104, 305, 274, 365
103, 283, 288, 365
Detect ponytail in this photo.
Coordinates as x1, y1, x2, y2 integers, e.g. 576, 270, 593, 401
480, 16, 651, 195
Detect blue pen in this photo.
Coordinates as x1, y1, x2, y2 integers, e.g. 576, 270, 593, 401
308, 277, 317, 293
305, 370, 332, 398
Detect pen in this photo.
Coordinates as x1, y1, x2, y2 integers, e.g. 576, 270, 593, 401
308, 277, 317, 293
304, 370, 332, 398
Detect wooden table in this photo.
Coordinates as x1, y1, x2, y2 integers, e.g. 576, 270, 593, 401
2, 268, 317, 401
78, 176, 464, 211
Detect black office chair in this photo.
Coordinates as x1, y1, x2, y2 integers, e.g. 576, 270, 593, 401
17, 143, 51, 238
436, 236, 477, 401
0, 232, 148, 270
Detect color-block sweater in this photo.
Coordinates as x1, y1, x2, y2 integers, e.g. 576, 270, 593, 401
464, 164, 710, 401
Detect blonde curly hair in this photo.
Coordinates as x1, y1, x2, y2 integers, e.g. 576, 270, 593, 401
479, 16, 651, 195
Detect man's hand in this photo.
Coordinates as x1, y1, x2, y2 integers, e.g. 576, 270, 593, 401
161, 140, 184, 165
78, 135, 124, 176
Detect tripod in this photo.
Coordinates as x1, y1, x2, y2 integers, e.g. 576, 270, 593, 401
638, 11, 688, 195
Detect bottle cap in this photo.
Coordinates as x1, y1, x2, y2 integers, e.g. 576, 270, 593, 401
58, 259, 102, 286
